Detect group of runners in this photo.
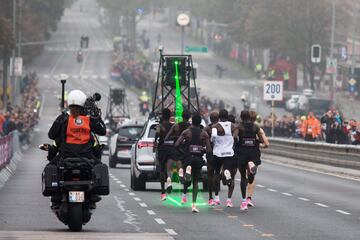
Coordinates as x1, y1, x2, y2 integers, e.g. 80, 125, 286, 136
154, 108, 269, 213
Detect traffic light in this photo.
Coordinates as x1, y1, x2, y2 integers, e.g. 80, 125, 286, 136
311, 44, 321, 63
164, 57, 187, 87
80, 36, 89, 48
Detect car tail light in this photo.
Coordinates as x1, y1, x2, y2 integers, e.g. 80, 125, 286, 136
118, 135, 129, 142
137, 141, 154, 149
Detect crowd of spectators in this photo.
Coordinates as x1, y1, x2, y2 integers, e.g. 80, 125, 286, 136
111, 52, 153, 90
261, 109, 360, 145
0, 72, 41, 145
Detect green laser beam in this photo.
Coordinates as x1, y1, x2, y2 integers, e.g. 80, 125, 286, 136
167, 196, 208, 207
174, 59, 183, 123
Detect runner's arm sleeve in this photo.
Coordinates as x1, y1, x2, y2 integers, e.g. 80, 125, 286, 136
90, 117, 107, 136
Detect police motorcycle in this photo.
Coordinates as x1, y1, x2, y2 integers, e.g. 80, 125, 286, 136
77, 50, 83, 63
40, 92, 109, 232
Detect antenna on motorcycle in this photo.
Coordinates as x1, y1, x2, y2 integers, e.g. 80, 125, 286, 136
58, 74, 69, 111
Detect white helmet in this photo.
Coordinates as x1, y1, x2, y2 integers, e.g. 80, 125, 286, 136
67, 90, 87, 107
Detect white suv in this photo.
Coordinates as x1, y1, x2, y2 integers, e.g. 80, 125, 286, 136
130, 117, 208, 191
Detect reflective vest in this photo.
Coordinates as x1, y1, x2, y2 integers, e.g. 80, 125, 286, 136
283, 72, 290, 81
256, 64, 262, 71
66, 115, 91, 144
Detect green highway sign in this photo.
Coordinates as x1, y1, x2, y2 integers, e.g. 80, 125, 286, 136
184, 46, 208, 53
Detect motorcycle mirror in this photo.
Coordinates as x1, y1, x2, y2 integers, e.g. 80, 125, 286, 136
39, 144, 50, 151
93, 92, 101, 101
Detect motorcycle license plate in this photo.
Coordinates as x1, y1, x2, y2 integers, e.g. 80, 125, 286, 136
69, 191, 85, 203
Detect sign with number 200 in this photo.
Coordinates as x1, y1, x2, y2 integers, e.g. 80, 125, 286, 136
263, 81, 283, 101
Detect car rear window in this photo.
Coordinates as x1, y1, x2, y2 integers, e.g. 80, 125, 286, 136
118, 126, 143, 138
148, 124, 158, 138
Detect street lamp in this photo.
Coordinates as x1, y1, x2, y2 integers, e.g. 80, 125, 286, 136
58, 74, 69, 110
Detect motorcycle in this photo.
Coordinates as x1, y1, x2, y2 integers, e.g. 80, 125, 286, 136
77, 52, 83, 63
40, 144, 109, 231
139, 101, 149, 116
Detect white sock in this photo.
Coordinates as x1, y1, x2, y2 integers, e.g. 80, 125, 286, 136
215, 195, 220, 201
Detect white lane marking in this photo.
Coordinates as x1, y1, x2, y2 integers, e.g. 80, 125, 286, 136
43, 74, 49, 79
139, 202, 148, 207
268, 188, 278, 192
129, 192, 136, 196
134, 197, 141, 201
82, 75, 89, 79
113, 178, 118, 181
116, 181, 122, 184
114, 196, 125, 211
298, 197, 310, 201
92, 75, 98, 79
315, 203, 329, 208
336, 210, 351, 215
72, 75, 78, 79
256, 184, 265, 188
282, 192, 293, 196
165, 229, 178, 236
100, 75, 106, 80
147, 210, 156, 215
154, 218, 165, 225
124, 188, 130, 192
120, 184, 126, 188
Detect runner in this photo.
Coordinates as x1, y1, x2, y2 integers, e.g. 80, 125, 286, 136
211, 109, 237, 207
204, 111, 219, 206
234, 110, 269, 210
246, 111, 269, 207
165, 110, 191, 203
154, 108, 173, 201
175, 114, 212, 213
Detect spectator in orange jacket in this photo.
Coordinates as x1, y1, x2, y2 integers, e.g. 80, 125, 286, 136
301, 111, 321, 142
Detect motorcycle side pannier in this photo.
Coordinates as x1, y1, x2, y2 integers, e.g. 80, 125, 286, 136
93, 164, 109, 195
42, 164, 59, 196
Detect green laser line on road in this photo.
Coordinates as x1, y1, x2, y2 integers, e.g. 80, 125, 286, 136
174, 60, 183, 123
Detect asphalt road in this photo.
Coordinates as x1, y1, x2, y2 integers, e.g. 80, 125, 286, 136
0, 1, 360, 240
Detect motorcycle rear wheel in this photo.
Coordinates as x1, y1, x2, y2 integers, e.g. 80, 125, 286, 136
68, 204, 83, 232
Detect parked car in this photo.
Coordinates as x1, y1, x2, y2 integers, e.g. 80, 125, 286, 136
130, 117, 208, 191
285, 95, 300, 111
109, 123, 144, 168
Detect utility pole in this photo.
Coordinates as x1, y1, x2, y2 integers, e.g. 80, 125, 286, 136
330, 0, 336, 101
10, 0, 17, 105
351, 4, 358, 76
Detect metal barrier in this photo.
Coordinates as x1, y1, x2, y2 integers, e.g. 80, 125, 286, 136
0, 133, 14, 170
263, 138, 360, 170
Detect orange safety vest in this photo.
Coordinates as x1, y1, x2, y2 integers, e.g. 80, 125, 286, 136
66, 115, 91, 144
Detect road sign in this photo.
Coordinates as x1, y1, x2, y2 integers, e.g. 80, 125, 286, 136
263, 81, 283, 101
10, 57, 23, 77
184, 46, 208, 53
177, 13, 190, 26
326, 57, 337, 74
311, 44, 321, 63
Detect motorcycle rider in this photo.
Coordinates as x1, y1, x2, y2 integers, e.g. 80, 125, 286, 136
139, 91, 150, 115
48, 90, 106, 209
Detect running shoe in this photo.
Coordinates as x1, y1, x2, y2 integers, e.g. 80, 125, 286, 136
226, 199, 233, 208
223, 169, 232, 186
214, 196, 221, 205
192, 204, 199, 213
181, 195, 187, 204
246, 197, 254, 207
160, 193, 166, 201
179, 168, 185, 184
208, 199, 215, 206
166, 177, 172, 194
185, 166, 192, 182
248, 161, 257, 175
240, 200, 248, 210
